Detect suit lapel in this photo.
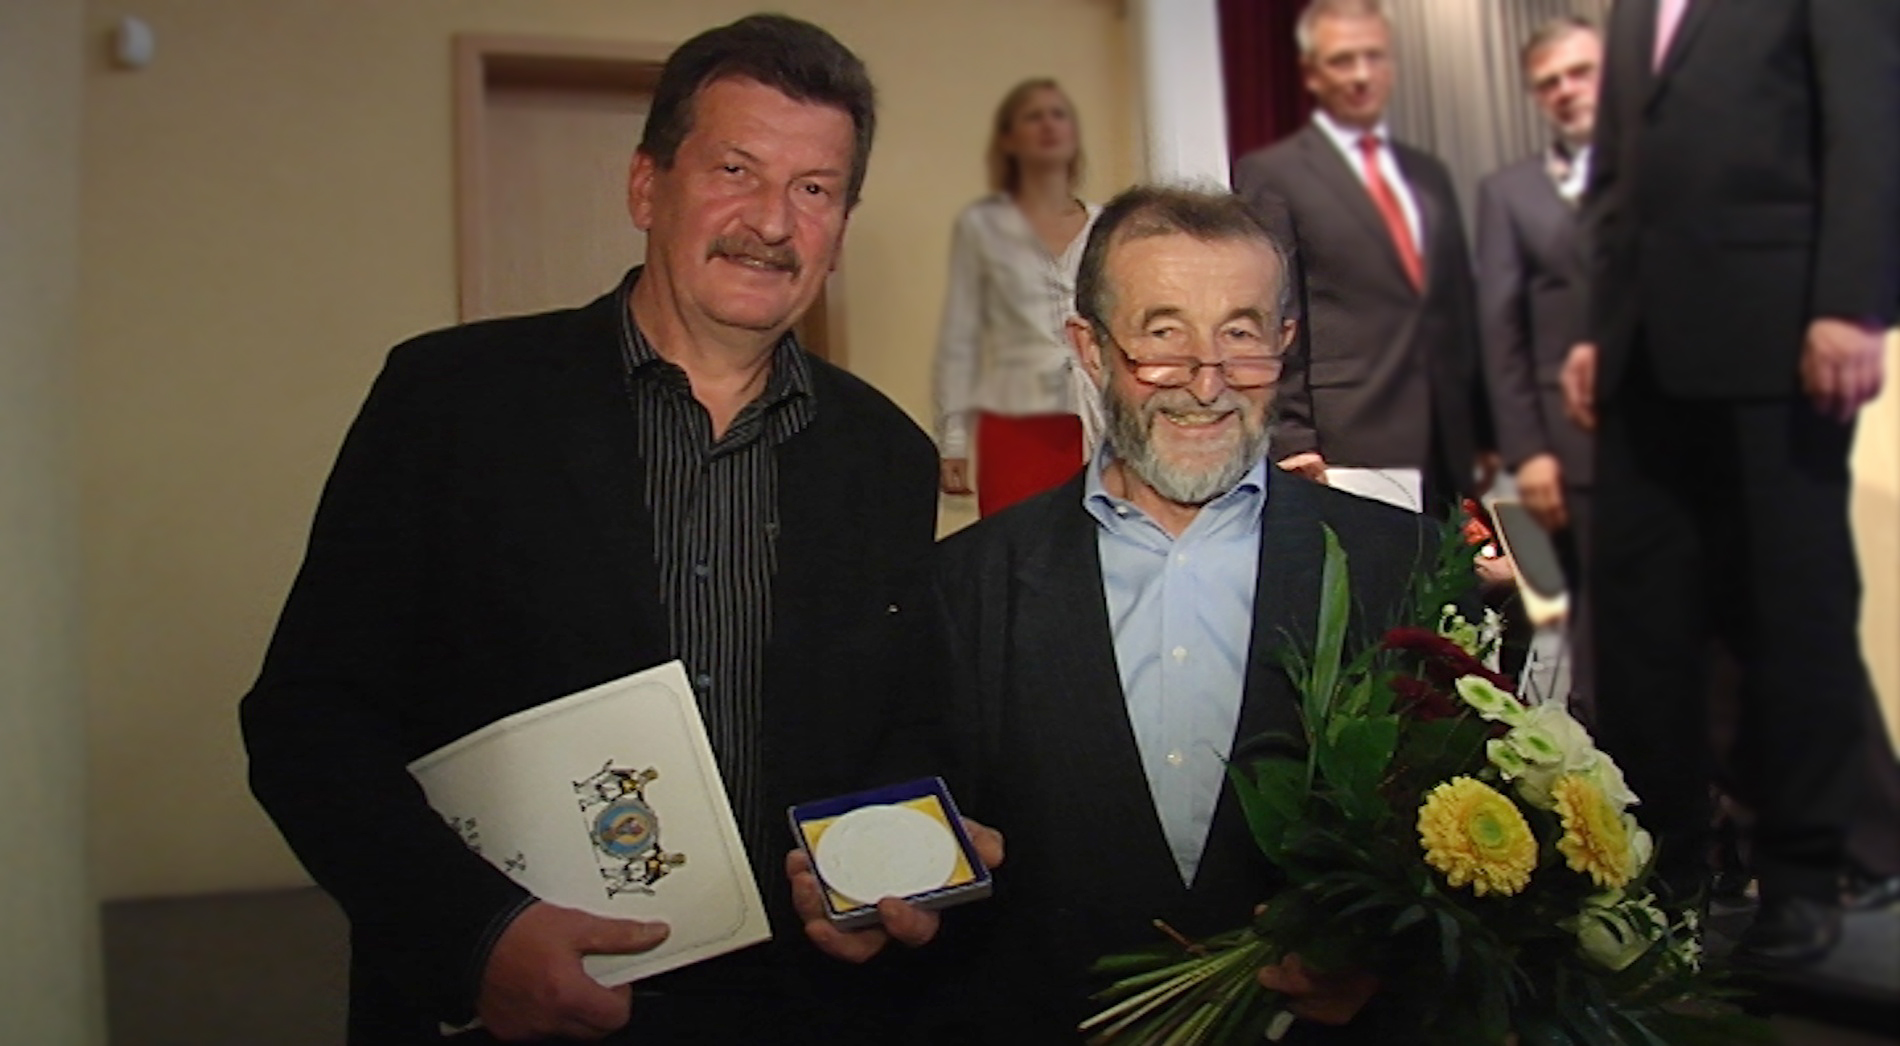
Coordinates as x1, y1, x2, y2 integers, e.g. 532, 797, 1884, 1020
1394, 144, 1439, 293
1015, 483, 1183, 881
1515, 162, 1580, 275
1646, 0, 1714, 109
1296, 126, 1416, 294
1194, 471, 1320, 892
1240, 470, 1324, 749
550, 294, 662, 615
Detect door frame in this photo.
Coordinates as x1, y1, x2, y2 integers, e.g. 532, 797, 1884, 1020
452, 33, 670, 323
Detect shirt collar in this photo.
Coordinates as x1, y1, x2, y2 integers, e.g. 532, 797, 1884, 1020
1082, 440, 1269, 536
1545, 142, 1593, 203
1314, 108, 1394, 158
614, 265, 814, 409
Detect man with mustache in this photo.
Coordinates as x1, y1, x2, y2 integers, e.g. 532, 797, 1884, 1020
917, 185, 1433, 1042
241, 14, 964, 1044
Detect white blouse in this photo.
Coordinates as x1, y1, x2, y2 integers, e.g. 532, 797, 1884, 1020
931, 194, 1102, 459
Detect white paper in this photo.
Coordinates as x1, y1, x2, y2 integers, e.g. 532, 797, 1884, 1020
1323, 466, 1424, 513
408, 661, 770, 990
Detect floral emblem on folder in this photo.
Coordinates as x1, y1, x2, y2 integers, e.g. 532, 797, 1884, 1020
574, 762, 687, 897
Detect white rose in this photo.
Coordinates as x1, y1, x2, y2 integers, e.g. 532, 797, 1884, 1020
1626, 820, 1654, 879
1581, 749, 1640, 809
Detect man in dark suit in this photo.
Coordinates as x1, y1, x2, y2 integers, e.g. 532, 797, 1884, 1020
1564, 0, 1899, 966
1475, 16, 1602, 707
1233, 0, 1489, 509
919, 185, 1431, 1042
240, 15, 974, 1043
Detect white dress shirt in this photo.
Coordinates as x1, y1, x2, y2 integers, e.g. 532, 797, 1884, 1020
932, 194, 1102, 459
1312, 109, 1424, 252
1547, 143, 1593, 205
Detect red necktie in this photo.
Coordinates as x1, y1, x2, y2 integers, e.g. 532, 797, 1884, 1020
1357, 133, 1424, 293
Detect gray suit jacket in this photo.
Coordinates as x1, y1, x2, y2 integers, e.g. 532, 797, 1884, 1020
1474, 155, 1592, 485
1235, 123, 1486, 496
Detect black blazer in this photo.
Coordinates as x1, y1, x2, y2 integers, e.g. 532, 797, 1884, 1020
1475, 155, 1593, 483
923, 470, 1435, 1042
1586, 0, 1900, 400
1235, 124, 1488, 492
240, 289, 941, 1037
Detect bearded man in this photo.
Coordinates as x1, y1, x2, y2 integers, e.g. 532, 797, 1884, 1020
914, 185, 1436, 1043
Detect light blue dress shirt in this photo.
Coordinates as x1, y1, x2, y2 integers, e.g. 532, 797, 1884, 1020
1083, 446, 1265, 886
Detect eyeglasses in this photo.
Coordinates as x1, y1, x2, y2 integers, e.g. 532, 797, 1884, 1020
1101, 330, 1285, 389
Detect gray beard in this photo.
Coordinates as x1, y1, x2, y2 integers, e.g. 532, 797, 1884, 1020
1101, 383, 1272, 505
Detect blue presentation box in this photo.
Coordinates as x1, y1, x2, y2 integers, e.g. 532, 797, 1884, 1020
787, 776, 993, 930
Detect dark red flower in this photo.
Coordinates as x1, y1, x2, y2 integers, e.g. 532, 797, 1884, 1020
1381, 626, 1518, 693
1391, 675, 1460, 721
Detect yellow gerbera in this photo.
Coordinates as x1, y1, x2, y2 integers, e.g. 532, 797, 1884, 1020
1417, 777, 1538, 896
1553, 773, 1636, 889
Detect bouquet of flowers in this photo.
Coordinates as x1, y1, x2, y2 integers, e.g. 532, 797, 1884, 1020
1080, 524, 1762, 1045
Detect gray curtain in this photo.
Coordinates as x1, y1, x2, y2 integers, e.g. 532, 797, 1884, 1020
1383, 0, 1612, 227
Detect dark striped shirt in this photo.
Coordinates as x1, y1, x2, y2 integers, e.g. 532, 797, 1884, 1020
614, 267, 815, 871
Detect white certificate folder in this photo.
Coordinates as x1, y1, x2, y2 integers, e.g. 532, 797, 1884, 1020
407, 661, 771, 988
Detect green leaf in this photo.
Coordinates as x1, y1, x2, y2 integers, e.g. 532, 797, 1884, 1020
1605, 1006, 1672, 1046
1391, 904, 1428, 934
1088, 949, 1189, 977
1330, 715, 1401, 797
1514, 1014, 1581, 1046
1642, 1011, 1777, 1046
1226, 757, 1305, 862
1434, 909, 1462, 978
1089, 954, 1229, 1001
1305, 525, 1351, 729
1206, 987, 1280, 1046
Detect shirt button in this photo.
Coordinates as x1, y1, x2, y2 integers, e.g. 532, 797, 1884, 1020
693, 561, 710, 579
1171, 646, 1188, 662
1166, 749, 1185, 767
695, 672, 713, 691
1175, 552, 1190, 564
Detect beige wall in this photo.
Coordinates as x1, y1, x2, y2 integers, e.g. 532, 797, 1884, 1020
3, 0, 104, 1038
78, 0, 1136, 899
1854, 334, 1900, 750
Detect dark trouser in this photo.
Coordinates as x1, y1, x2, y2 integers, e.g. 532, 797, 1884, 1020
1593, 359, 1866, 905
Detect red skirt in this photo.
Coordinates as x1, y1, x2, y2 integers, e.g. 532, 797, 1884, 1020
976, 412, 1085, 517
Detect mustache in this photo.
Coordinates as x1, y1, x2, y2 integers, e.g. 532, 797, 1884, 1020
1143, 387, 1250, 419
708, 235, 801, 276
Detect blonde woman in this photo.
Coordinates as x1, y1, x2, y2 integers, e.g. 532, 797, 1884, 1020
934, 79, 1102, 516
